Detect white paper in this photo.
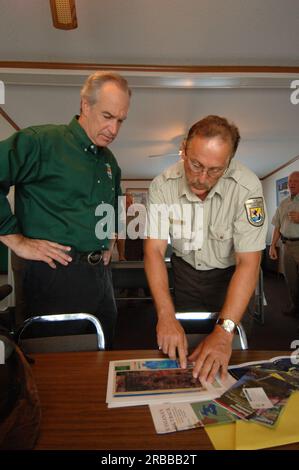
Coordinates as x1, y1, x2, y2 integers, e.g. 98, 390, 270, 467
149, 403, 200, 434
243, 387, 273, 409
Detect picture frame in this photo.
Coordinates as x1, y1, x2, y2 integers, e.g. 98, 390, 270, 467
126, 188, 148, 206
276, 176, 289, 207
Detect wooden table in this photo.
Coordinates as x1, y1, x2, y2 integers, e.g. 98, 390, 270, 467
32, 349, 299, 450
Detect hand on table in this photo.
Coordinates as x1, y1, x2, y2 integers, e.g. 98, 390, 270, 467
188, 326, 233, 384
157, 316, 188, 368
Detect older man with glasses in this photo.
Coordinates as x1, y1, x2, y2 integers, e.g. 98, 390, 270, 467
144, 115, 267, 383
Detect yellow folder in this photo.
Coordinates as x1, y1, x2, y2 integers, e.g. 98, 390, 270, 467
206, 392, 299, 450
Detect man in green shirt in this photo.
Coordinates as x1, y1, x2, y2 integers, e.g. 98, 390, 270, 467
0, 71, 131, 347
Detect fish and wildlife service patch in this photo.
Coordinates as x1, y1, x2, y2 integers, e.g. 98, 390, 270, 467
245, 197, 265, 227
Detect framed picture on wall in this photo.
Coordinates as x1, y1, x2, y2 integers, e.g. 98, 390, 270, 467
276, 176, 289, 207
126, 188, 148, 206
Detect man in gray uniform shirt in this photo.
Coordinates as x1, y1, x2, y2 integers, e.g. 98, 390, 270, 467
144, 115, 267, 384
270, 171, 299, 319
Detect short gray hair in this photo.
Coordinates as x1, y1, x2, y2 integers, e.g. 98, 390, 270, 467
185, 115, 240, 158
80, 71, 131, 106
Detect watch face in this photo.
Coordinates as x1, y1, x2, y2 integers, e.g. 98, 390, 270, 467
223, 319, 235, 333
217, 318, 236, 333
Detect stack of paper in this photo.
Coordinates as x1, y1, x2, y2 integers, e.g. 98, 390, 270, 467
206, 391, 299, 450
145, 355, 299, 448
215, 368, 296, 426
206, 355, 299, 449
106, 355, 299, 449
106, 358, 235, 408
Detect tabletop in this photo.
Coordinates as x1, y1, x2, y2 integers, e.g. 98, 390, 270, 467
31, 349, 299, 450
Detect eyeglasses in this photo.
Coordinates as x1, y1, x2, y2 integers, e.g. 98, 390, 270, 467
187, 158, 228, 178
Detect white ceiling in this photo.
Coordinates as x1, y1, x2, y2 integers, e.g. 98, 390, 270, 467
1, 0, 299, 66
0, 0, 298, 179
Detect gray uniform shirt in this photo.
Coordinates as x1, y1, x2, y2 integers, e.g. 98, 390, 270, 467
272, 194, 299, 238
147, 159, 267, 270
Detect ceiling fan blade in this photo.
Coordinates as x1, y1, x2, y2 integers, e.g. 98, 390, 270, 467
148, 153, 179, 158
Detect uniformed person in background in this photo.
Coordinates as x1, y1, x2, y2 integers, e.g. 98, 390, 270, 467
270, 171, 299, 319
144, 115, 267, 383
0, 71, 131, 347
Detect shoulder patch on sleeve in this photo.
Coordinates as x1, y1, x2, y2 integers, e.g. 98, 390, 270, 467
245, 197, 265, 227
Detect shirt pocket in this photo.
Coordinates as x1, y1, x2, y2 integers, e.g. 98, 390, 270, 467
209, 225, 233, 258
169, 217, 193, 254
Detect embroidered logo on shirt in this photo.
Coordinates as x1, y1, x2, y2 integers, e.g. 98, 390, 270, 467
245, 197, 265, 227
105, 163, 112, 179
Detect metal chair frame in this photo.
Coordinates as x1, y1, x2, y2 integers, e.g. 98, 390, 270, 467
175, 311, 248, 350
17, 313, 105, 351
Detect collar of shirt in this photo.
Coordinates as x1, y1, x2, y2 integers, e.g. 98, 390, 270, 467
206, 159, 243, 201
68, 115, 99, 156
162, 161, 192, 200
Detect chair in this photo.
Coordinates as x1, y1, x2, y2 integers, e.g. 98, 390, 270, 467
175, 311, 248, 350
0, 284, 12, 302
111, 260, 174, 300
0, 284, 15, 332
251, 267, 265, 325
16, 313, 105, 353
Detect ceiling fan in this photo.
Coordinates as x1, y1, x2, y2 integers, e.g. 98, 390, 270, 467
50, 0, 78, 30
148, 151, 182, 159
147, 135, 186, 159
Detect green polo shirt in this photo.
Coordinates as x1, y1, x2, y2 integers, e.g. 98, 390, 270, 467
0, 116, 122, 251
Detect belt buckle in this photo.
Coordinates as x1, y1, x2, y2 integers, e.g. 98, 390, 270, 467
87, 251, 102, 265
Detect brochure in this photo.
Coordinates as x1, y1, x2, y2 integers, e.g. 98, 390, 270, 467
228, 355, 299, 383
216, 356, 299, 426
106, 358, 236, 408
215, 371, 294, 421
149, 400, 236, 434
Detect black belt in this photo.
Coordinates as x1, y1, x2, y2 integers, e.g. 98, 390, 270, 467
281, 235, 299, 243
71, 250, 103, 265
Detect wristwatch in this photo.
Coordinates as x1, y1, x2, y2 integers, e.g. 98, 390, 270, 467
216, 318, 237, 334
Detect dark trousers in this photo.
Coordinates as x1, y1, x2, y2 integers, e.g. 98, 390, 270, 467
23, 256, 117, 348
283, 241, 299, 312
11, 252, 27, 328
171, 254, 235, 312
